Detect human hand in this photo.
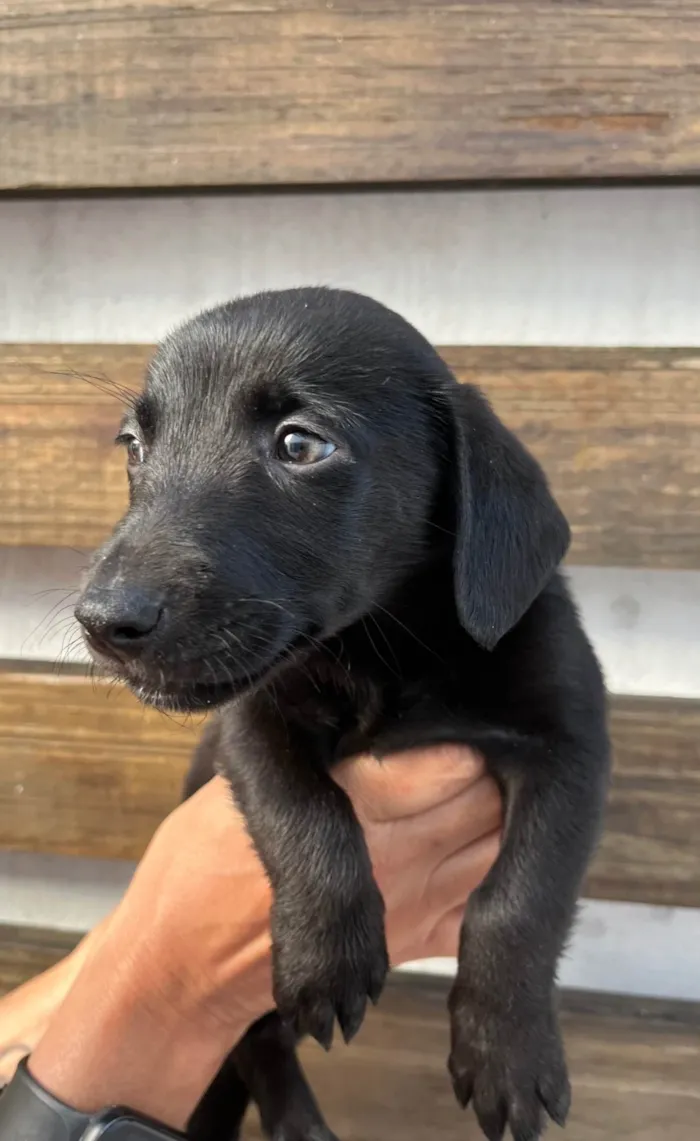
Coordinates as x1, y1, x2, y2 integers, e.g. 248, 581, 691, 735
29, 745, 501, 1129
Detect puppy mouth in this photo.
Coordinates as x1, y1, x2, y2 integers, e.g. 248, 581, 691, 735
83, 634, 309, 713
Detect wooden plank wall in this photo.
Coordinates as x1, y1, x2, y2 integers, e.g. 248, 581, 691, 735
4, 2, 700, 189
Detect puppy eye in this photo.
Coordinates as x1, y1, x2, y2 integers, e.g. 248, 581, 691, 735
277, 430, 336, 465
127, 438, 145, 465
116, 433, 146, 466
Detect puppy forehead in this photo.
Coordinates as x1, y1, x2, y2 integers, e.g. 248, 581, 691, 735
145, 354, 369, 431
144, 318, 412, 427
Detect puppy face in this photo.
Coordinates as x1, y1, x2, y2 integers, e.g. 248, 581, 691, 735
75, 289, 444, 710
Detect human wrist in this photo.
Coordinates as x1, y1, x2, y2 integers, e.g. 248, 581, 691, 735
29, 1002, 233, 1132
28, 913, 263, 1130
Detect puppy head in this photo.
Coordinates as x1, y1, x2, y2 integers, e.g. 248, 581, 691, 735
75, 288, 444, 710
75, 287, 569, 711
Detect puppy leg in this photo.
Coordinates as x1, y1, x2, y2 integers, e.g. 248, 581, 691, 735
186, 1055, 250, 1141
221, 693, 389, 1047
233, 1014, 339, 1141
448, 737, 609, 1141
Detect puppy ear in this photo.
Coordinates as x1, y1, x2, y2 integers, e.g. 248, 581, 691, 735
444, 383, 570, 650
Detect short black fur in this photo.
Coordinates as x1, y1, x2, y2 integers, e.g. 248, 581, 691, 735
75, 288, 610, 1141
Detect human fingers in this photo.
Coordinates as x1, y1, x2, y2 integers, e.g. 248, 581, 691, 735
368, 768, 501, 902
336, 744, 487, 823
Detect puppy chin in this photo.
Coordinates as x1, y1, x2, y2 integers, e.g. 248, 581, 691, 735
130, 677, 239, 713
96, 657, 246, 713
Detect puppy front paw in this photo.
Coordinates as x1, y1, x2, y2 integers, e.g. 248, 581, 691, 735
272, 882, 388, 1050
448, 986, 570, 1141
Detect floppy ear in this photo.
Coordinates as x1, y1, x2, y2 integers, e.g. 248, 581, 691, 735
444, 383, 570, 650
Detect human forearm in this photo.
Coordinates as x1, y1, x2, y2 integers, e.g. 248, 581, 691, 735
0, 923, 104, 1088
28, 907, 268, 1130
29, 777, 275, 1129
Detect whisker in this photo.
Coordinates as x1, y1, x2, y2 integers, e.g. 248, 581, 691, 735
43, 615, 80, 650
300, 632, 350, 680
41, 367, 139, 410
52, 631, 86, 674
374, 605, 442, 660
363, 615, 402, 679
28, 586, 78, 601
369, 612, 402, 672
426, 519, 456, 537
22, 592, 79, 652
38, 606, 80, 646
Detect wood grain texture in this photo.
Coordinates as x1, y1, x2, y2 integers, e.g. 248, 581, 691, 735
590, 695, 700, 907
0, 923, 79, 998
0, 345, 138, 550
1, 672, 698, 907
3, 344, 700, 567
0, 671, 198, 860
3, 3, 700, 190
1, 944, 699, 1140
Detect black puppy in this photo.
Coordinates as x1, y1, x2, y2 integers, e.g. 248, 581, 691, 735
75, 288, 609, 1141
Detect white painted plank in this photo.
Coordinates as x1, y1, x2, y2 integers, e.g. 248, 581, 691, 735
402, 899, 700, 1003
2, 550, 699, 700
566, 567, 700, 700
1, 188, 700, 346
0, 852, 133, 934
0, 549, 85, 666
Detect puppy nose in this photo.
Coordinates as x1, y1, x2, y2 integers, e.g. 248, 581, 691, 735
75, 587, 164, 653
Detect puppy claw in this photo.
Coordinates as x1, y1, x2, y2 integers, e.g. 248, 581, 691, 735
272, 884, 388, 1053
309, 1013, 335, 1053
476, 1114, 507, 1141
337, 992, 367, 1044
509, 1096, 547, 1141
367, 967, 386, 1006
447, 1057, 473, 1109
473, 1095, 508, 1141
289, 1001, 335, 1051
448, 988, 569, 1141
511, 1124, 544, 1141
537, 1072, 571, 1127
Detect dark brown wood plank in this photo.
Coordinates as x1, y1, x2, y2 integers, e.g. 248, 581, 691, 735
1, 672, 699, 907
2, 942, 698, 1141
4, 3, 700, 190
0, 671, 199, 861
0, 924, 79, 998
590, 695, 700, 906
3, 344, 700, 568
0, 345, 139, 550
